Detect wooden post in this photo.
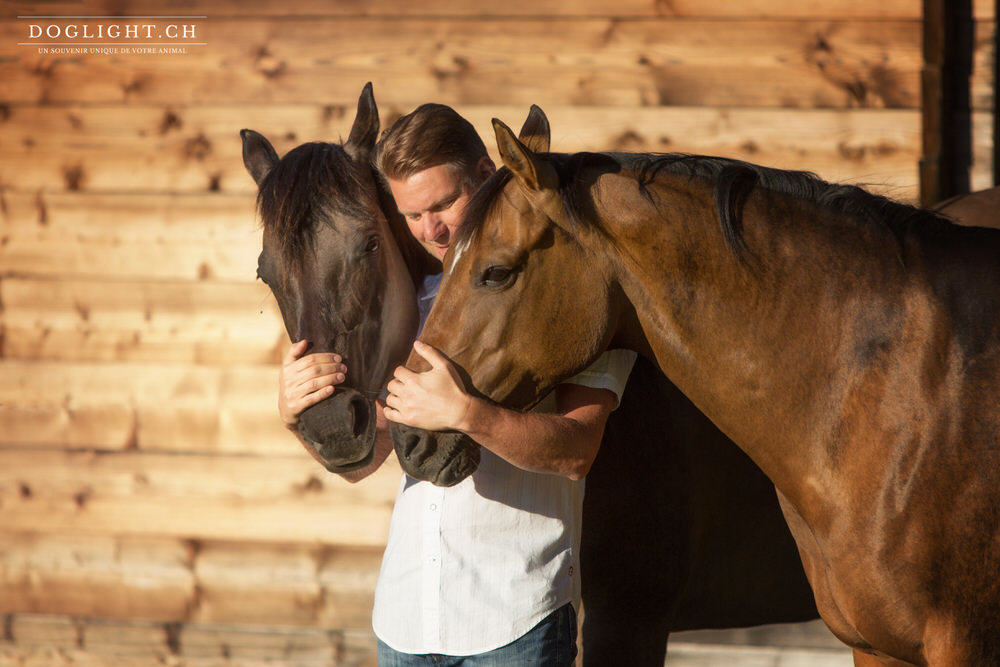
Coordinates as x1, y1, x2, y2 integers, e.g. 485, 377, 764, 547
995, 0, 1000, 186
920, 0, 974, 206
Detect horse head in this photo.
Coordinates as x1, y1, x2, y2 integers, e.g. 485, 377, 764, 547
243, 84, 424, 475
390, 107, 633, 484
243, 83, 481, 485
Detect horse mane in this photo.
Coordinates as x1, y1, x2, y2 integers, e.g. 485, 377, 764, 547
256, 141, 438, 286
630, 154, 948, 259
458, 151, 951, 265
256, 142, 378, 266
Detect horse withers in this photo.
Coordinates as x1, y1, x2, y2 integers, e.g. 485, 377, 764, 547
398, 110, 1000, 665
241, 83, 477, 485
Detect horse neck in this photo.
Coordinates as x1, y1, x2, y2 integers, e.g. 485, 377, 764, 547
375, 173, 441, 287
590, 172, 916, 487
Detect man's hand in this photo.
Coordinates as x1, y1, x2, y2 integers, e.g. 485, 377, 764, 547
278, 340, 347, 427
383, 341, 473, 432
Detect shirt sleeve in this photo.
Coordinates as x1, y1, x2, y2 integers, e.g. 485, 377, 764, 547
560, 349, 637, 409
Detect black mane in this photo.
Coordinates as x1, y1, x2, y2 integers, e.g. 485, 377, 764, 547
256, 142, 377, 265
458, 151, 950, 260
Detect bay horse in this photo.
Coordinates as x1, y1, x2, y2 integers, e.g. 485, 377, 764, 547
242, 85, 819, 664
395, 111, 1000, 666
933, 185, 1000, 226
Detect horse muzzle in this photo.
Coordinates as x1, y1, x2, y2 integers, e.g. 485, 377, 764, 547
296, 387, 378, 472
389, 423, 480, 487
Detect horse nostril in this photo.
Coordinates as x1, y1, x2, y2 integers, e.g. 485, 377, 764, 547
348, 394, 369, 439
402, 429, 432, 465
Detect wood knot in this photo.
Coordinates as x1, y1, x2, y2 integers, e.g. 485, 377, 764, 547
62, 164, 85, 191
160, 109, 183, 134
299, 475, 325, 493
322, 105, 347, 123
184, 133, 212, 161
254, 47, 286, 79
73, 487, 93, 508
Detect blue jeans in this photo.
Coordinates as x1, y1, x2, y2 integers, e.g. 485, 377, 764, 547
377, 603, 578, 666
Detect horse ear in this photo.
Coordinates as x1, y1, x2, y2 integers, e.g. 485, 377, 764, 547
493, 118, 557, 193
517, 105, 550, 153
241, 129, 279, 186
345, 81, 380, 161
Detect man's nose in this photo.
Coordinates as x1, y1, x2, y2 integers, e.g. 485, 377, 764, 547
423, 213, 444, 240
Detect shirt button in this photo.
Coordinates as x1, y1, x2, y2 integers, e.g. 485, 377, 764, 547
429, 503, 438, 511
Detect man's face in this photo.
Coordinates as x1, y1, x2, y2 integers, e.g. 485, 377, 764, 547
388, 164, 477, 259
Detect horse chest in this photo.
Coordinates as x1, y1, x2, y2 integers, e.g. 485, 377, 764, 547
776, 490, 930, 662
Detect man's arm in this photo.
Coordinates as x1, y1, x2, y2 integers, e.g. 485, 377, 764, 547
383, 341, 619, 480
278, 340, 391, 483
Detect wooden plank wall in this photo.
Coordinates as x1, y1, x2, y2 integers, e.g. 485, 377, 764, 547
0, 1, 994, 665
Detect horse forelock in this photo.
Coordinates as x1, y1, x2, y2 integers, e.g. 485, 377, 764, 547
456, 152, 611, 249
456, 166, 513, 250
257, 142, 379, 269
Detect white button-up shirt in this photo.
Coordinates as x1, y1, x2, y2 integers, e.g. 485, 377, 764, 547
372, 274, 636, 655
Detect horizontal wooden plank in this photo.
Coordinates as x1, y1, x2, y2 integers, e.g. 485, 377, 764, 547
0, 103, 360, 195
0, 534, 195, 620
0, 448, 399, 547
0, 18, 924, 108
179, 624, 338, 661
0, 105, 924, 201
1, 0, 937, 19
0, 534, 381, 628
194, 544, 379, 628
1, 277, 286, 365
0, 360, 292, 454
0, 614, 378, 667
0, 192, 261, 281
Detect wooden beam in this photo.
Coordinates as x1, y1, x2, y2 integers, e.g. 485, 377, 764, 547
0, 106, 924, 201
0, 19, 923, 107
1, 278, 285, 365
1, 0, 931, 19
0, 448, 400, 547
0, 360, 291, 454
921, 0, 975, 204
0, 613, 379, 666
0, 534, 382, 628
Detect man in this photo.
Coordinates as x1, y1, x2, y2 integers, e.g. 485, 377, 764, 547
278, 103, 634, 666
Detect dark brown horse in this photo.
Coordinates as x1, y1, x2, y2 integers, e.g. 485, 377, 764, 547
396, 111, 1000, 666
241, 84, 465, 483
243, 86, 818, 664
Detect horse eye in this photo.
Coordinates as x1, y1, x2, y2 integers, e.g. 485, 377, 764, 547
482, 266, 514, 287
364, 235, 380, 254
